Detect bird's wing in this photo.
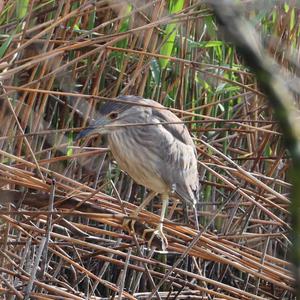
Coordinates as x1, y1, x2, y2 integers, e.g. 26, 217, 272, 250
141, 99, 199, 205
142, 99, 196, 149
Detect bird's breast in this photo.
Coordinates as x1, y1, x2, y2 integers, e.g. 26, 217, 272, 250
108, 132, 169, 193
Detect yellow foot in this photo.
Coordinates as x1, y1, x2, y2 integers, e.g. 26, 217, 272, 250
143, 225, 168, 251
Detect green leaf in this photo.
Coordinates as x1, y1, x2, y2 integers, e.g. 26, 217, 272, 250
150, 58, 161, 84
204, 15, 217, 39
114, 4, 132, 67
0, 35, 13, 58
169, 0, 184, 13
16, 0, 29, 19
159, 0, 184, 69
67, 146, 73, 157
290, 8, 295, 31
73, 24, 80, 31
160, 24, 176, 69
88, 8, 96, 30
119, 5, 132, 33
67, 131, 73, 156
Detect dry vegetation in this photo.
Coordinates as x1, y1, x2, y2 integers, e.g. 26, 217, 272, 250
0, 0, 298, 299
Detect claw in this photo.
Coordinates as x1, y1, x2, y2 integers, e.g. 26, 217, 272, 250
122, 192, 156, 234
123, 192, 169, 251
143, 223, 168, 251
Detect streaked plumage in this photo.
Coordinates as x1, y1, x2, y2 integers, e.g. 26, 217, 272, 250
106, 96, 199, 206
77, 95, 199, 249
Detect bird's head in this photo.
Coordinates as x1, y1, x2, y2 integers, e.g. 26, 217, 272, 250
76, 95, 144, 141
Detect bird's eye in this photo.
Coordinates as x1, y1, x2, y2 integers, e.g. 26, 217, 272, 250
109, 112, 118, 120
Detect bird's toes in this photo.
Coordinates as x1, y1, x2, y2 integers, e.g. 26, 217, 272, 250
144, 227, 168, 251
123, 216, 168, 251
154, 228, 168, 251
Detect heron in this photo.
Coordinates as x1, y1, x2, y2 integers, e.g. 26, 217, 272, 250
77, 95, 199, 249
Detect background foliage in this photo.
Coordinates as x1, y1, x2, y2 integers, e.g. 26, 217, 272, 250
0, 0, 298, 299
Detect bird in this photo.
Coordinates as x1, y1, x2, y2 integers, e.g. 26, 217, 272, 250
76, 95, 199, 250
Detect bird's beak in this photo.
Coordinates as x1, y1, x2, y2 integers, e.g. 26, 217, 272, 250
75, 126, 97, 141
75, 116, 108, 141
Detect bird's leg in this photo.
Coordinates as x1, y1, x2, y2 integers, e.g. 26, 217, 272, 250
123, 191, 156, 231
132, 191, 157, 217
147, 193, 169, 251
